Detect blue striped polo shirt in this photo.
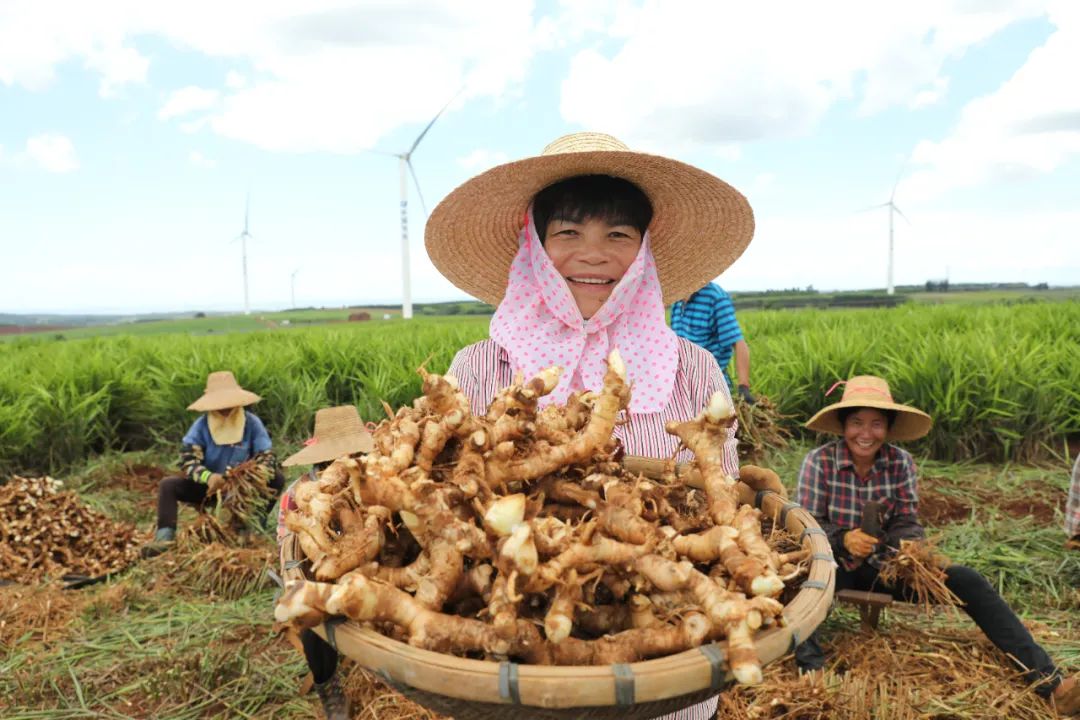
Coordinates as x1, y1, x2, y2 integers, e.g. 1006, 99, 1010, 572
669, 283, 743, 385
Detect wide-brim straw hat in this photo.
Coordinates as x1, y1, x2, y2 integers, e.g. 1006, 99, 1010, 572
805, 375, 932, 442
425, 132, 755, 306
187, 371, 262, 412
282, 405, 375, 467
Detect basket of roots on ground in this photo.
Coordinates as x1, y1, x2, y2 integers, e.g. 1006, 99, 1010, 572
271, 351, 837, 718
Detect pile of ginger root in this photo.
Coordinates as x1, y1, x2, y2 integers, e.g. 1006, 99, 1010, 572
275, 349, 811, 685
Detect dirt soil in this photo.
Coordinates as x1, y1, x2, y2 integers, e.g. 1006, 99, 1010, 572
919, 476, 1063, 527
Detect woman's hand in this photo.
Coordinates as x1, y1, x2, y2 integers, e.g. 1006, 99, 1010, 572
843, 528, 879, 558
207, 473, 226, 496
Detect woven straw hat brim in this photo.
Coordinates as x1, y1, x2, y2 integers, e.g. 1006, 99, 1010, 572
187, 389, 261, 413
805, 399, 933, 442
282, 434, 375, 467
425, 150, 755, 306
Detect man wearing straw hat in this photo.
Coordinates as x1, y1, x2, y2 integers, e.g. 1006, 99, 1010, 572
144, 371, 283, 554
277, 405, 375, 720
795, 375, 1079, 714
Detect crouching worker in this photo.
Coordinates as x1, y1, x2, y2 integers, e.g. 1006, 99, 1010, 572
794, 375, 1079, 715
143, 371, 283, 555
277, 405, 374, 720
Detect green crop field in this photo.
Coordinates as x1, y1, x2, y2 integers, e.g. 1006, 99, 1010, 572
2, 302, 1078, 476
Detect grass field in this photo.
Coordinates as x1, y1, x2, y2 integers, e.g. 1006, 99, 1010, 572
2, 302, 1077, 477
1, 444, 1076, 719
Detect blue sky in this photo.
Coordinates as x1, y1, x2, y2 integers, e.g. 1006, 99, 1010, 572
1, 0, 1077, 314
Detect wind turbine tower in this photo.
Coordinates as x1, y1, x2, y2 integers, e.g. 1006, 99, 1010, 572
386, 95, 457, 320
290, 267, 300, 309
875, 171, 909, 296
237, 194, 253, 315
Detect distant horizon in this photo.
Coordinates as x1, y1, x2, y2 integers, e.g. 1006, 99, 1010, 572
3, 280, 1076, 319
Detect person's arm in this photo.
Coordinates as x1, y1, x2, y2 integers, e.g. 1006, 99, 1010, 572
733, 339, 753, 402
247, 414, 278, 475
796, 450, 848, 562
880, 452, 926, 553
179, 443, 214, 484
448, 344, 487, 418
1066, 456, 1080, 541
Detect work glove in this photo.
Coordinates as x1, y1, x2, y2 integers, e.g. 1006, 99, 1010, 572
737, 384, 756, 405
206, 472, 226, 496
843, 528, 879, 559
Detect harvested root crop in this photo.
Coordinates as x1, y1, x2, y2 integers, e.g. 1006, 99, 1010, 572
0, 475, 145, 584
277, 350, 809, 685
734, 395, 792, 463
188, 460, 275, 544
878, 538, 962, 614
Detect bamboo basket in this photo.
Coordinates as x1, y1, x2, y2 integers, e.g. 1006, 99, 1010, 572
280, 456, 835, 720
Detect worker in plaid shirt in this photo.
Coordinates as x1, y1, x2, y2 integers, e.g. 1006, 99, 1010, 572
1067, 455, 1080, 550
793, 376, 1079, 714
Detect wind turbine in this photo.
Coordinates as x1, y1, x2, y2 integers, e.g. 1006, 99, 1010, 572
378, 93, 459, 320
290, 267, 300, 309
236, 193, 253, 315
871, 167, 910, 296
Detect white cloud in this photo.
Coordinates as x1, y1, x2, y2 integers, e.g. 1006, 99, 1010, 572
84, 42, 149, 97
558, 0, 1048, 153
159, 86, 220, 120
188, 150, 216, 168
903, 2, 1080, 202
225, 70, 246, 89
24, 133, 79, 173
457, 148, 509, 171
1, 1, 541, 154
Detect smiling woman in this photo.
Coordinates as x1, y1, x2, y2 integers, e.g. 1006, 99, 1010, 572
423, 132, 755, 719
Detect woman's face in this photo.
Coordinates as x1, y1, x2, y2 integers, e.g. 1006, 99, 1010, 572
843, 408, 889, 465
212, 407, 239, 419
543, 216, 642, 319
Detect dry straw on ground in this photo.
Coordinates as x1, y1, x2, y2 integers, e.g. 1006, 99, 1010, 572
717, 619, 1061, 720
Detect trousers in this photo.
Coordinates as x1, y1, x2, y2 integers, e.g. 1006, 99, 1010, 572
794, 561, 1061, 697
155, 470, 285, 530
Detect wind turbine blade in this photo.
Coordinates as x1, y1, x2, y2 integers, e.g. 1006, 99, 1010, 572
893, 205, 912, 226
890, 159, 908, 202
408, 160, 428, 215
407, 87, 464, 156
244, 192, 251, 233
855, 202, 891, 213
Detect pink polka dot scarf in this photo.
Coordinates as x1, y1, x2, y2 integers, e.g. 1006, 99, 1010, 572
489, 209, 679, 413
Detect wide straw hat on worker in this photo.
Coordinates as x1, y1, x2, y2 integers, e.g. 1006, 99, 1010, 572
282, 405, 375, 467
186, 371, 261, 412
425, 132, 755, 306
805, 375, 932, 442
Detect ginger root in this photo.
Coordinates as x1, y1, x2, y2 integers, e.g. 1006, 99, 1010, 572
278, 350, 800, 686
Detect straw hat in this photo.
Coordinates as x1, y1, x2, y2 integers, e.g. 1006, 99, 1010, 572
282, 405, 375, 467
187, 371, 261, 412
805, 375, 932, 442
425, 132, 755, 306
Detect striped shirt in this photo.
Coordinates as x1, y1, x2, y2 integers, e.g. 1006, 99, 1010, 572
796, 440, 923, 571
670, 283, 743, 386
449, 336, 736, 720
1067, 455, 1080, 539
